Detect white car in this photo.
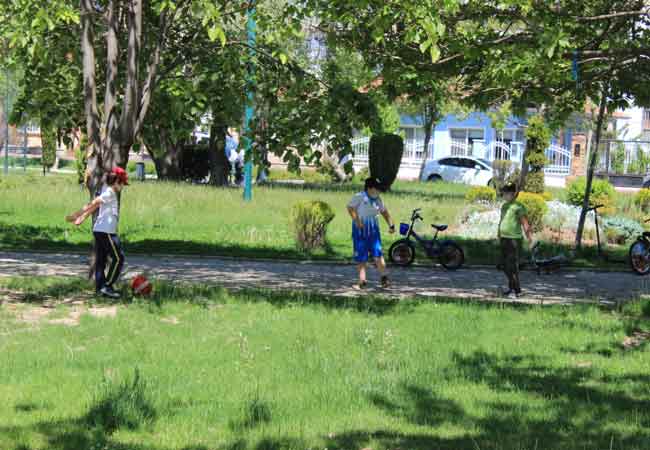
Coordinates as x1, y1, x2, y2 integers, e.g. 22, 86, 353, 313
420, 156, 494, 186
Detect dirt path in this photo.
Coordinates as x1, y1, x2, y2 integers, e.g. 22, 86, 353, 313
1, 251, 647, 305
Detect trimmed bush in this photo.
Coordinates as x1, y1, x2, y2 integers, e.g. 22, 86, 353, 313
634, 188, 650, 212
566, 177, 616, 215
523, 171, 545, 194
517, 192, 548, 233
41, 126, 57, 173
368, 134, 404, 190
290, 201, 335, 252
465, 186, 497, 204
523, 115, 551, 194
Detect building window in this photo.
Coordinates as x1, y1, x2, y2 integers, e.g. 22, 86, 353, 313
450, 128, 484, 156
574, 143, 581, 157
643, 109, 650, 131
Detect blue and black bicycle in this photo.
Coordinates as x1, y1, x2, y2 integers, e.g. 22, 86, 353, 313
388, 208, 465, 270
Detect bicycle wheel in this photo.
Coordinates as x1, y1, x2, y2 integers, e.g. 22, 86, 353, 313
439, 241, 464, 270
388, 239, 416, 266
629, 240, 650, 275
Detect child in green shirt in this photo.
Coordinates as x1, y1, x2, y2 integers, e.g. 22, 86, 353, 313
497, 182, 533, 298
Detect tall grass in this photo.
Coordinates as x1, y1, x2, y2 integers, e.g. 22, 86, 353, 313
0, 173, 470, 260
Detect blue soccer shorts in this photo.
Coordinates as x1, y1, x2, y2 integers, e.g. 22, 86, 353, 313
352, 220, 383, 263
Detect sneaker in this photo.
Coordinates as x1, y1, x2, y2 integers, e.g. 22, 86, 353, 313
500, 289, 519, 300
380, 276, 390, 288
99, 286, 121, 299
353, 281, 368, 291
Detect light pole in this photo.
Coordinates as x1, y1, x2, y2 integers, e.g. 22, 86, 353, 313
3, 67, 9, 176
243, 0, 256, 202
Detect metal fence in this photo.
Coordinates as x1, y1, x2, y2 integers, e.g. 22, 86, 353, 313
598, 140, 650, 175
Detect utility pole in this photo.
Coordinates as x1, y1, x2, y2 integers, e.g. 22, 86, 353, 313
3, 67, 9, 176
243, 0, 256, 202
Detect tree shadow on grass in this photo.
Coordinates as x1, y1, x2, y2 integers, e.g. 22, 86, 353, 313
0, 416, 208, 450
324, 351, 650, 450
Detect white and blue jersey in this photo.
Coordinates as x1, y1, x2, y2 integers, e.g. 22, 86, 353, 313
348, 191, 386, 262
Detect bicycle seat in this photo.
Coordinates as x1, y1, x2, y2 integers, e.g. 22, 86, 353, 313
431, 224, 448, 232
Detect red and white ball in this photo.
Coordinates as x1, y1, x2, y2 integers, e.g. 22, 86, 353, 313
130, 274, 153, 296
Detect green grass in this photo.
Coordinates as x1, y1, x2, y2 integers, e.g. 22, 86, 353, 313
1, 276, 649, 450
0, 172, 634, 267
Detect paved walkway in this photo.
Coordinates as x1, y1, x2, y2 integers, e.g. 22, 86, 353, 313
0, 251, 647, 305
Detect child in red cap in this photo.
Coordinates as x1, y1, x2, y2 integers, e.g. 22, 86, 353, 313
66, 167, 129, 299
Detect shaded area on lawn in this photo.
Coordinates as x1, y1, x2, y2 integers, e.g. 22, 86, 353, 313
323, 352, 650, 450
0, 221, 630, 270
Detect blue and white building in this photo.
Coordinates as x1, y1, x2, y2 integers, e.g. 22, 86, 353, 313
352, 111, 574, 187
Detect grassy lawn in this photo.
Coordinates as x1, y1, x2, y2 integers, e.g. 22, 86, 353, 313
0, 172, 632, 267
1, 276, 649, 450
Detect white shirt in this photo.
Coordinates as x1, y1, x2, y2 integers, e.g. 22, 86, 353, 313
347, 192, 386, 223
93, 186, 119, 234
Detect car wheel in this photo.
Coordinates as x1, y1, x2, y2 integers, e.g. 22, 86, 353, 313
428, 174, 442, 182
643, 180, 650, 189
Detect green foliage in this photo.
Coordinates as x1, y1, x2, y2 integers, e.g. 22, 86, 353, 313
523, 115, 550, 194
523, 171, 545, 194
634, 188, 650, 213
290, 201, 335, 252
610, 143, 626, 174
368, 134, 404, 190
127, 161, 156, 176
627, 145, 650, 175
86, 368, 156, 433
355, 166, 370, 182
74, 137, 88, 186
40, 126, 57, 171
517, 192, 548, 233
602, 215, 644, 245
566, 177, 616, 215
492, 159, 515, 193
465, 186, 497, 204
180, 144, 210, 181
377, 102, 401, 134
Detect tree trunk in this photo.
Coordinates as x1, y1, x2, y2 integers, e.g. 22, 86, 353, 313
208, 122, 229, 186
418, 107, 436, 181
575, 88, 608, 249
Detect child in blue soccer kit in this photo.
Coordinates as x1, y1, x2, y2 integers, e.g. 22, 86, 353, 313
347, 177, 396, 289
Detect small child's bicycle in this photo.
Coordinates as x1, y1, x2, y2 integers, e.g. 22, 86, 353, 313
629, 218, 650, 275
388, 208, 465, 270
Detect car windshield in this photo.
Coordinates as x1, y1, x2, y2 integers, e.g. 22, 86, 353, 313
478, 158, 492, 168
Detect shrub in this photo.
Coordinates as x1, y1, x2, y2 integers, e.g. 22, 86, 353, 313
543, 200, 595, 232
355, 166, 370, 181
457, 209, 500, 239
491, 159, 515, 192
368, 134, 404, 190
517, 192, 548, 233
465, 186, 497, 204
566, 177, 616, 215
602, 215, 644, 245
634, 188, 650, 212
75, 137, 88, 185
523, 115, 551, 194
86, 368, 156, 433
290, 201, 335, 252
41, 126, 57, 173
180, 144, 210, 180
523, 171, 545, 194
